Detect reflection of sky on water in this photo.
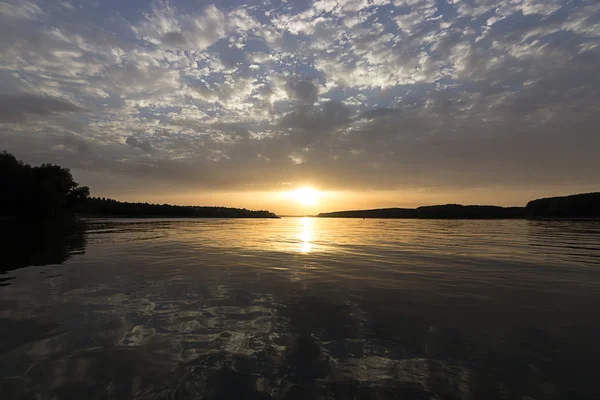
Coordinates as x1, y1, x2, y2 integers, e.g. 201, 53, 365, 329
1, 219, 600, 399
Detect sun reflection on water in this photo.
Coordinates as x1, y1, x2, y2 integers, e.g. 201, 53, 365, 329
299, 217, 313, 253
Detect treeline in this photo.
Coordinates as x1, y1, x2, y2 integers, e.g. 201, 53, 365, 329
526, 192, 600, 218
319, 193, 600, 219
319, 208, 416, 218
318, 205, 526, 219
0, 151, 89, 218
74, 197, 278, 218
0, 151, 278, 219
417, 205, 526, 219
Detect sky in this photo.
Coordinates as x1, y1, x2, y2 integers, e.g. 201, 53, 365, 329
0, 0, 599, 215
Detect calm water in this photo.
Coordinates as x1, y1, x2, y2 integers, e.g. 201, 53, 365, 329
1, 218, 600, 400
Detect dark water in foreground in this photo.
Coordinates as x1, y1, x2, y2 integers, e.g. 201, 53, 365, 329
1, 218, 600, 400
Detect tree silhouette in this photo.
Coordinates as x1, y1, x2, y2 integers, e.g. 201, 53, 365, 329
1, 151, 278, 219
526, 193, 600, 218
0, 151, 90, 218
72, 196, 278, 218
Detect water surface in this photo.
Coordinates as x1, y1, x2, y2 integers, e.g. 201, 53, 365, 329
1, 218, 600, 399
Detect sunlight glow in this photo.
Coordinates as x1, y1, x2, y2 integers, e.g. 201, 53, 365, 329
290, 187, 320, 205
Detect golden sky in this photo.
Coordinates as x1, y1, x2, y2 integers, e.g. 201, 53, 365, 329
102, 184, 600, 216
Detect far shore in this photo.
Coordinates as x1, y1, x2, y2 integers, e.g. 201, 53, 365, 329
75, 214, 281, 219
316, 192, 600, 220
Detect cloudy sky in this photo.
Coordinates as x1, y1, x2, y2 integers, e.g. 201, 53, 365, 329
1, 0, 599, 214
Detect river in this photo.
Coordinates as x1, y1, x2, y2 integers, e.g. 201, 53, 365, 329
1, 218, 599, 399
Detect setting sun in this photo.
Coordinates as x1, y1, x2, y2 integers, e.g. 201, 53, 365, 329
290, 187, 320, 205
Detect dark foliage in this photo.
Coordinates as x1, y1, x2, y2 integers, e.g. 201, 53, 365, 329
73, 197, 279, 218
318, 205, 526, 219
526, 192, 600, 218
320, 195, 600, 219
0, 151, 89, 218
1, 151, 278, 219
415, 204, 526, 219
317, 208, 416, 218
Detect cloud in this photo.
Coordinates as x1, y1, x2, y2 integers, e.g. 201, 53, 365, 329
162, 5, 226, 50
0, 0, 599, 201
189, 75, 258, 109
215, 45, 247, 69
356, 107, 400, 120
0, 1, 42, 21
126, 136, 155, 153
0, 93, 82, 122
108, 53, 182, 94
285, 78, 320, 105
137, 2, 260, 51
278, 101, 351, 147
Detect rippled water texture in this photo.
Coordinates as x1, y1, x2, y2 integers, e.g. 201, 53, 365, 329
1, 218, 600, 399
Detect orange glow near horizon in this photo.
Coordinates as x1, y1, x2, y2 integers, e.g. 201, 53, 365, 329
101, 184, 600, 216
288, 187, 320, 205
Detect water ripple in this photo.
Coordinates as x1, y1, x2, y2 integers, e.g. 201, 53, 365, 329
1, 218, 600, 399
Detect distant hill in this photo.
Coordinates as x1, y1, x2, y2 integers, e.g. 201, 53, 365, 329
318, 205, 526, 219
526, 192, 600, 218
317, 208, 416, 218
74, 197, 279, 219
319, 192, 600, 219
415, 205, 526, 219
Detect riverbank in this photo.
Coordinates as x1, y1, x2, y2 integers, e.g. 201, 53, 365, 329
75, 213, 280, 219
318, 192, 600, 219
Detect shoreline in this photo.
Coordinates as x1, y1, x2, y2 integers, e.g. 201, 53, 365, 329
75, 214, 280, 219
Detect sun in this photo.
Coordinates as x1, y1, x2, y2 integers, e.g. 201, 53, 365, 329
290, 187, 320, 205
